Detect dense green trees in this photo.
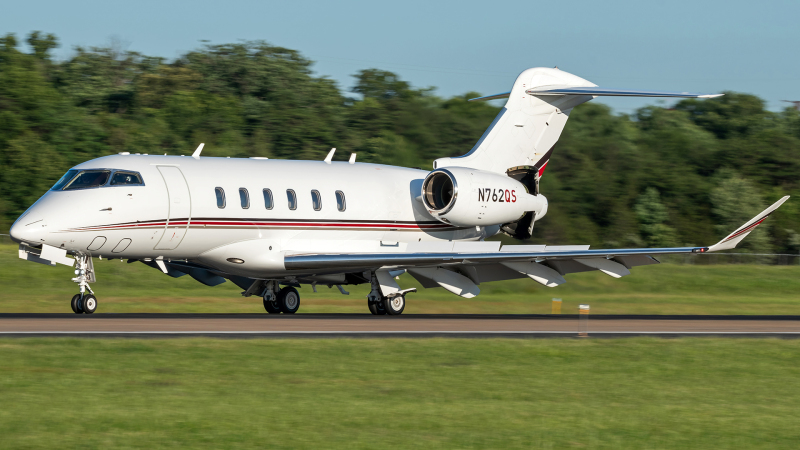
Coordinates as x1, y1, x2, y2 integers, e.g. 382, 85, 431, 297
1, 32, 798, 252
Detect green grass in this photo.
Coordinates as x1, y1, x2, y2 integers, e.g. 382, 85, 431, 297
0, 338, 799, 449
3, 242, 800, 314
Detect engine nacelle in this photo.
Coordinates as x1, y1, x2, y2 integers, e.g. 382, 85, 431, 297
421, 167, 548, 227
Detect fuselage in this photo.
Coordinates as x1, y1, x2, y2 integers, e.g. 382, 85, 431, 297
11, 154, 498, 277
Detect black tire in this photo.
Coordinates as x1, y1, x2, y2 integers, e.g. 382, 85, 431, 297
70, 294, 83, 314
82, 294, 97, 314
383, 295, 405, 315
263, 298, 281, 314
368, 301, 384, 315
368, 299, 387, 315
277, 287, 300, 314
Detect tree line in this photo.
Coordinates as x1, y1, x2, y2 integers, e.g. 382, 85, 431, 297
1, 32, 799, 253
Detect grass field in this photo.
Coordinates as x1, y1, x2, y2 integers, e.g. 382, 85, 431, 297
2, 242, 800, 314
0, 337, 798, 449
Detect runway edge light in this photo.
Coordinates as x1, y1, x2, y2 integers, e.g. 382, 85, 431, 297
579, 304, 590, 337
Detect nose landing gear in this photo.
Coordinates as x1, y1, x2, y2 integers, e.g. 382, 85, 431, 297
70, 293, 98, 314
70, 254, 98, 314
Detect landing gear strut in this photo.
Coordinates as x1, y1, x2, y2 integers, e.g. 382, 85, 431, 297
262, 281, 281, 314
70, 254, 97, 314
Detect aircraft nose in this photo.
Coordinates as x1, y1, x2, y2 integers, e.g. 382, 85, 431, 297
10, 215, 46, 244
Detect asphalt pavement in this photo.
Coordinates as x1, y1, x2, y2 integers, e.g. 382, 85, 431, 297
1, 314, 799, 337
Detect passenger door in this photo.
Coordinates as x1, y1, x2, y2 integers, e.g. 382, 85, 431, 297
154, 166, 191, 250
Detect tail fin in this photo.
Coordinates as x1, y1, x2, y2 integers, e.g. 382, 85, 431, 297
434, 67, 722, 192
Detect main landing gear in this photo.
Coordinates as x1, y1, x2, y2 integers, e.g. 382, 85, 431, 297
70, 254, 98, 314
368, 294, 407, 315
262, 281, 300, 314
367, 272, 414, 315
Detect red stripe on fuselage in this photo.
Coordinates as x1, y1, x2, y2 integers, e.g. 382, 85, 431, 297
65, 219, 455, 232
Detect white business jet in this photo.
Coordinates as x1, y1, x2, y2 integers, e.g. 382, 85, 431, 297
10, 67, 789, 315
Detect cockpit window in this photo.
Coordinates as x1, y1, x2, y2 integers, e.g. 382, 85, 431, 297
52, 169, 144, 191
110, 171, 143, 186
51, 169, 81, 191
63, 170, 111, 190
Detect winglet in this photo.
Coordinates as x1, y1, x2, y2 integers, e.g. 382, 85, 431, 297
324, 148, 336, 164
192, 143, 205, 159
708, 196, 790, 252
349, 153, 356, 164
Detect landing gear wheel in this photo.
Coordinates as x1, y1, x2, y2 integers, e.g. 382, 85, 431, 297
263, 299, 281, 314
368, 300, 387, 315
277, 287, 300, 314
82, 294, 97, 314
71, 294, 83, 314
383, 295, 405, 315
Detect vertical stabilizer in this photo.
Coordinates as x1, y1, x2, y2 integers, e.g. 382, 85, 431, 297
433, 68, 597, 180
435, 67, 721, 190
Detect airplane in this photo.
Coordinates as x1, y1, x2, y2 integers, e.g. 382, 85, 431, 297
10, 67, 789, 315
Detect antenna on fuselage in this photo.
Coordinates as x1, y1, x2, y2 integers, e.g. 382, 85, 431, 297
324, 148, 336, 164
349, 153, 356, 164
192, 143, 205, 159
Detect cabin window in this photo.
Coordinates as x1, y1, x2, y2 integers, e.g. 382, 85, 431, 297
336, 190, 346, 212
311, 190, 322, 211
287, 189, 297, 210
215, 187, 226, 208
239, 188, 250, 209
263, 189, 273, 210
110, 171, 144, 186
62, 170, 111, 190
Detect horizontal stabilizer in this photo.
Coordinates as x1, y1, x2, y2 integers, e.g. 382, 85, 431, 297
708, 196, 790, 252
468, 88, 722, 102
468, 92, 511, 102
525, 86, 723, 98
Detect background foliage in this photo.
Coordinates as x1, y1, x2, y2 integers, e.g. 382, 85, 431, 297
2, 32, 799, 251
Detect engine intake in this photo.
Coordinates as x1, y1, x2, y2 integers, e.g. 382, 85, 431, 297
422, 170, 457, 213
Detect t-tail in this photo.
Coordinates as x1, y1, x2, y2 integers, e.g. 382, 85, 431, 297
434, 67, 722, 192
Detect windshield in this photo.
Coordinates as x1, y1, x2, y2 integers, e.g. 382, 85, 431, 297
63, 170, 111, 190
51, 169, 81, 191
51, 169, 145, 190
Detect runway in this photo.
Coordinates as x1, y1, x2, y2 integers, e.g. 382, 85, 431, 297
1, 314, 799, 337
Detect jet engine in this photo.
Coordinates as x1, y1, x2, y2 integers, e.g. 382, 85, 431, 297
421, 167, 547, 228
